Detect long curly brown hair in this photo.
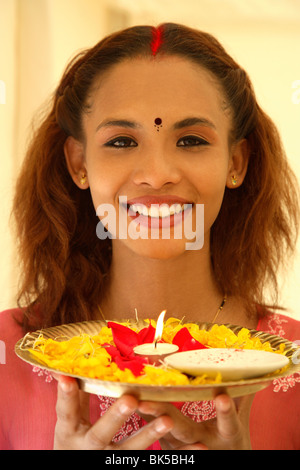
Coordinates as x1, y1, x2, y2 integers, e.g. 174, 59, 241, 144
13, 23, 299, 330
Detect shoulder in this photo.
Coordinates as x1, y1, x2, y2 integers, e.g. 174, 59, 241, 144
251, 310, 300, 449
0, 308, 25, 345
0, 309, 58, 450
0, 308, 27, 369
257, 310, 300, 341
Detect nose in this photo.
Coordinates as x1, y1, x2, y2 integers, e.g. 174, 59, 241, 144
132, 146, 182, 189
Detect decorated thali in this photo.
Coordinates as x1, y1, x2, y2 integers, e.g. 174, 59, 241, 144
15, 318, 300, 402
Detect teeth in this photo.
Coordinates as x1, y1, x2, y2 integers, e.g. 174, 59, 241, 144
172, 204, 182, 214
129, 203, 189, 218
159, 205, 171, 218
141, 205, 149, 217
149, 206, 159, 218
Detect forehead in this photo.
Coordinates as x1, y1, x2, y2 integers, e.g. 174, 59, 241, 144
86, 56, 230, 133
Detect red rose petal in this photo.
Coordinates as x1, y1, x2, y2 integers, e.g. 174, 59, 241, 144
172, 327, 208, 352
137, 323, 156, 344
114, 356, 148, 376
107, 322, 138, 356
104, 344, 148, 376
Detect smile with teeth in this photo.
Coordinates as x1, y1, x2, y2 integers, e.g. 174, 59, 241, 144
128, 203, 190, 218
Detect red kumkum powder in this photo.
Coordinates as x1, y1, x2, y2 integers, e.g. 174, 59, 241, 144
151, 26, 164, 56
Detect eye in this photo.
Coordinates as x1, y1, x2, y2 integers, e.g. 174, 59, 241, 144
104, 137, 137, 148
177, 135, 209, 147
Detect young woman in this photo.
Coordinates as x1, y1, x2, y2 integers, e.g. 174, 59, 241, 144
1, 23, 299, 450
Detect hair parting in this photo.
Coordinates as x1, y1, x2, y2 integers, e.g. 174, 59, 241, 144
151, 25, 164, 56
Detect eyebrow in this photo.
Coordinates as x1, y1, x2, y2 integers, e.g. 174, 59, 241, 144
96, 119, 141, 132
173, 117, 217, 131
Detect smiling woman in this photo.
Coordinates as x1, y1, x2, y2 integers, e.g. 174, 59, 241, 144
13, 23, 298, 329
1, 23, 300, 450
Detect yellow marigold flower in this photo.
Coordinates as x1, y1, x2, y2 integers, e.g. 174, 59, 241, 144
92, 326, 114, 345
190, 372, 222, 385
137, 365, 189, 386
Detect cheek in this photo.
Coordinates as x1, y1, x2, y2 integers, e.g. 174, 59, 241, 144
191, 166, 227, 201
190, 168, 227, 230
86, 173, 108, 211
85, 157, 120, 208
203, 185, 227, 234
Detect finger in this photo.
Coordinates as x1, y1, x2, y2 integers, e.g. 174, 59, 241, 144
54, 374, 90, 424
138, 401, 202, 446
55, 375, 82, 434
138, 401, 178, 418
215, 394, 240, 440
120, 415, 174, 450
79, 390, 91, 424
86, 395, 140, 448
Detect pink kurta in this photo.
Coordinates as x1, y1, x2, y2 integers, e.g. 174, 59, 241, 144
0, 308, 299, 450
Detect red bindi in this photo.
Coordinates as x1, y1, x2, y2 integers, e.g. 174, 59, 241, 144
154, 117, 163, 131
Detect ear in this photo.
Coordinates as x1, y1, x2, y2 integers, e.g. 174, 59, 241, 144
226, 139, 249, 189
64, 136, 89, 189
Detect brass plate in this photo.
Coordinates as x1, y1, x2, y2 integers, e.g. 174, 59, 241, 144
15, 320, 300, 401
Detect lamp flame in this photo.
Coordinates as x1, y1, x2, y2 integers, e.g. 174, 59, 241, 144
154, 310, 166, 348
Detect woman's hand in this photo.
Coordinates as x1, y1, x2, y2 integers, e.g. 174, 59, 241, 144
53, 375, 173, 450
138, 393, 254, 450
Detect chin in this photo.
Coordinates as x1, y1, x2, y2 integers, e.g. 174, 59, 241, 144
126, 238, 192, 260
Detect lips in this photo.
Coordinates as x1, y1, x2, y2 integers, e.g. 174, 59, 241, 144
127, 195, 191, 207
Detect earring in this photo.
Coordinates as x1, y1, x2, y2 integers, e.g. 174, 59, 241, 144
80, 173, 87, 185
231, 174, 238, 186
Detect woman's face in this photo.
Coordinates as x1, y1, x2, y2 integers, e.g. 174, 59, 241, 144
66, 56, 247, 259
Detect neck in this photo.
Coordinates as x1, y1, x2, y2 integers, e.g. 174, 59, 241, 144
101, 240, 224, 323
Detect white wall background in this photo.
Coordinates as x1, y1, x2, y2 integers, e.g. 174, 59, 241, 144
0, 0, 299, 318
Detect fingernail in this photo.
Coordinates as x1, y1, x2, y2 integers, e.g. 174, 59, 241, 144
119, 403, 131, 415
155, 420, 170, 433
218, 396, 231, 412
60, 381, 73, 393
